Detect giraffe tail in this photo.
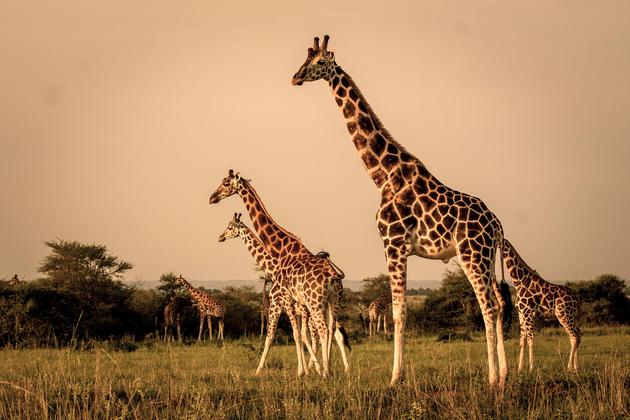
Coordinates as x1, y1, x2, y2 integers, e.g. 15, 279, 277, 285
338, 325, 351, 351
498, 237, 514, 332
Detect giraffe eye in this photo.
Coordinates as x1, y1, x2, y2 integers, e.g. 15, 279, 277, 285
317, 60, 326, 65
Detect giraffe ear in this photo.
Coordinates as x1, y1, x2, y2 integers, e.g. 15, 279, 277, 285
234, 172, 241, 181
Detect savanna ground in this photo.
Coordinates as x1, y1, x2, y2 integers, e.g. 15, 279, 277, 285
0, 327, 628, 419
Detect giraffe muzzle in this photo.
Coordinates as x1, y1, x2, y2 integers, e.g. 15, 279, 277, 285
209, 193, 220, 204
291, 75, 304, 86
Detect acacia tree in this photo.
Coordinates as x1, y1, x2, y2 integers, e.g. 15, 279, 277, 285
361, 273, 391, 303
37, 239, 135, 338
39, 239, 132, 301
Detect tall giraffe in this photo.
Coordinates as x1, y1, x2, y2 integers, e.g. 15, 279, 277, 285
218, 212, 349, 375
503, 239, 581, 372
210, 173, 348, 376
175, 276, 226, 341
368, 293, 392, 337
260, 276, 272, 338
292, 35, 510, 386
163, 295, 188, 342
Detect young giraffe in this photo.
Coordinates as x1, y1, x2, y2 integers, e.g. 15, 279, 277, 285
503, 239, 581, 372
175, 276, 226, 341
260, 276, 272, 338
292, 35, 510, 386
218, 213, 315, 375
218, 212, 349, 375
163, 295, 188, 342
210, 172, 348, 376
368, 293, 392, 337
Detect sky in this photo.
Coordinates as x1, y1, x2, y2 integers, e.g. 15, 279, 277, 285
1, 0, 629, 285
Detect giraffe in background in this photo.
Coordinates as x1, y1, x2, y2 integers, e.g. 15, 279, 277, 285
210, 178, 349, 377
292, 35, 510, 386
163, 295, 188, 342
503, 239, 581, 372
368, 293, 392, 337
175, 276, 226, 341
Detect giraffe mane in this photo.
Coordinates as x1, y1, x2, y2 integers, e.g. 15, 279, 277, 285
241, 179, 302, 242
339, 67, 424, 166
506, 241, 538, 279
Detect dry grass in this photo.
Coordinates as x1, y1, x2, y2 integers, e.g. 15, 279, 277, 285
0, 328, 628, 419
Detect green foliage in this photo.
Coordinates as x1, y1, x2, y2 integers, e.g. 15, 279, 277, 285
415, 265, 484, 332
567, 274, 630, 325
155, 272, 183, 298
360, 273, 390, 303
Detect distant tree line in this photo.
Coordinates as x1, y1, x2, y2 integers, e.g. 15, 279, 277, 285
1, 240, 628, 347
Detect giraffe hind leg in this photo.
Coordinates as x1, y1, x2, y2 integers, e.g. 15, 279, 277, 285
457, 240, 507, 387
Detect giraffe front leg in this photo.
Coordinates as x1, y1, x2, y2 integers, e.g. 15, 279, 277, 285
198, 315, 205, 342
527, 333, 535, 372
386, 247, 408, 386
518, 325, 527, 373
286, 307, 306, 377
310, 309, 330, 378
176, 322, 182, 343
207, 317, 213, 341
256, 305, 281, 375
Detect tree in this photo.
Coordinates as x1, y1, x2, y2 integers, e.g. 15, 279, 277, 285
567, 274, 630, 325
38, 239, 133, 304
416, 265, 483, 332
156, 272, 184, 298
361, 274, 391, 303
37, 239, 136, 339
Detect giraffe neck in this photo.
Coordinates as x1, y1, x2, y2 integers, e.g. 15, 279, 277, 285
328, 64, 436, 190
238, 226, 277, 276
237, 180, 305, 258
503, 241, 538, 289
181, 279, 207, 306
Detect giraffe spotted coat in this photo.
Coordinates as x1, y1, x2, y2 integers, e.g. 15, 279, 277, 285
503, 239, 581, 372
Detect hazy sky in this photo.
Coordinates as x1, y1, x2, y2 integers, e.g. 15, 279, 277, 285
1, 0, 629, 285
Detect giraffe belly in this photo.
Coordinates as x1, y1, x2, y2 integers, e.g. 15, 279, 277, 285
409, 235, 457, 262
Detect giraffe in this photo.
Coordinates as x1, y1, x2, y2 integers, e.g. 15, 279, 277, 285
210, 174, 349, 376
218, 212, 349, 375
368, 293, 392, 337
503, 239, 581, 372
218, 212, 314, 375
260, 276, 272, 338
163, 295, 188, 342
175, 276, 226, 341
292, 35, 511, 387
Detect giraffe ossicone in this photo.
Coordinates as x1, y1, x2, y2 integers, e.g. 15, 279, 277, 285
293, 35, 511, 387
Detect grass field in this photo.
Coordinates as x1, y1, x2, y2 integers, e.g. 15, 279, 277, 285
0, 328, 628, 419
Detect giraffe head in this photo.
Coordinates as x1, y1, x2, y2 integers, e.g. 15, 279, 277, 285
175, 275, 188, 287
209, 169, 243, 204
292, 35, 336, 86
218, 213, 245, 242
